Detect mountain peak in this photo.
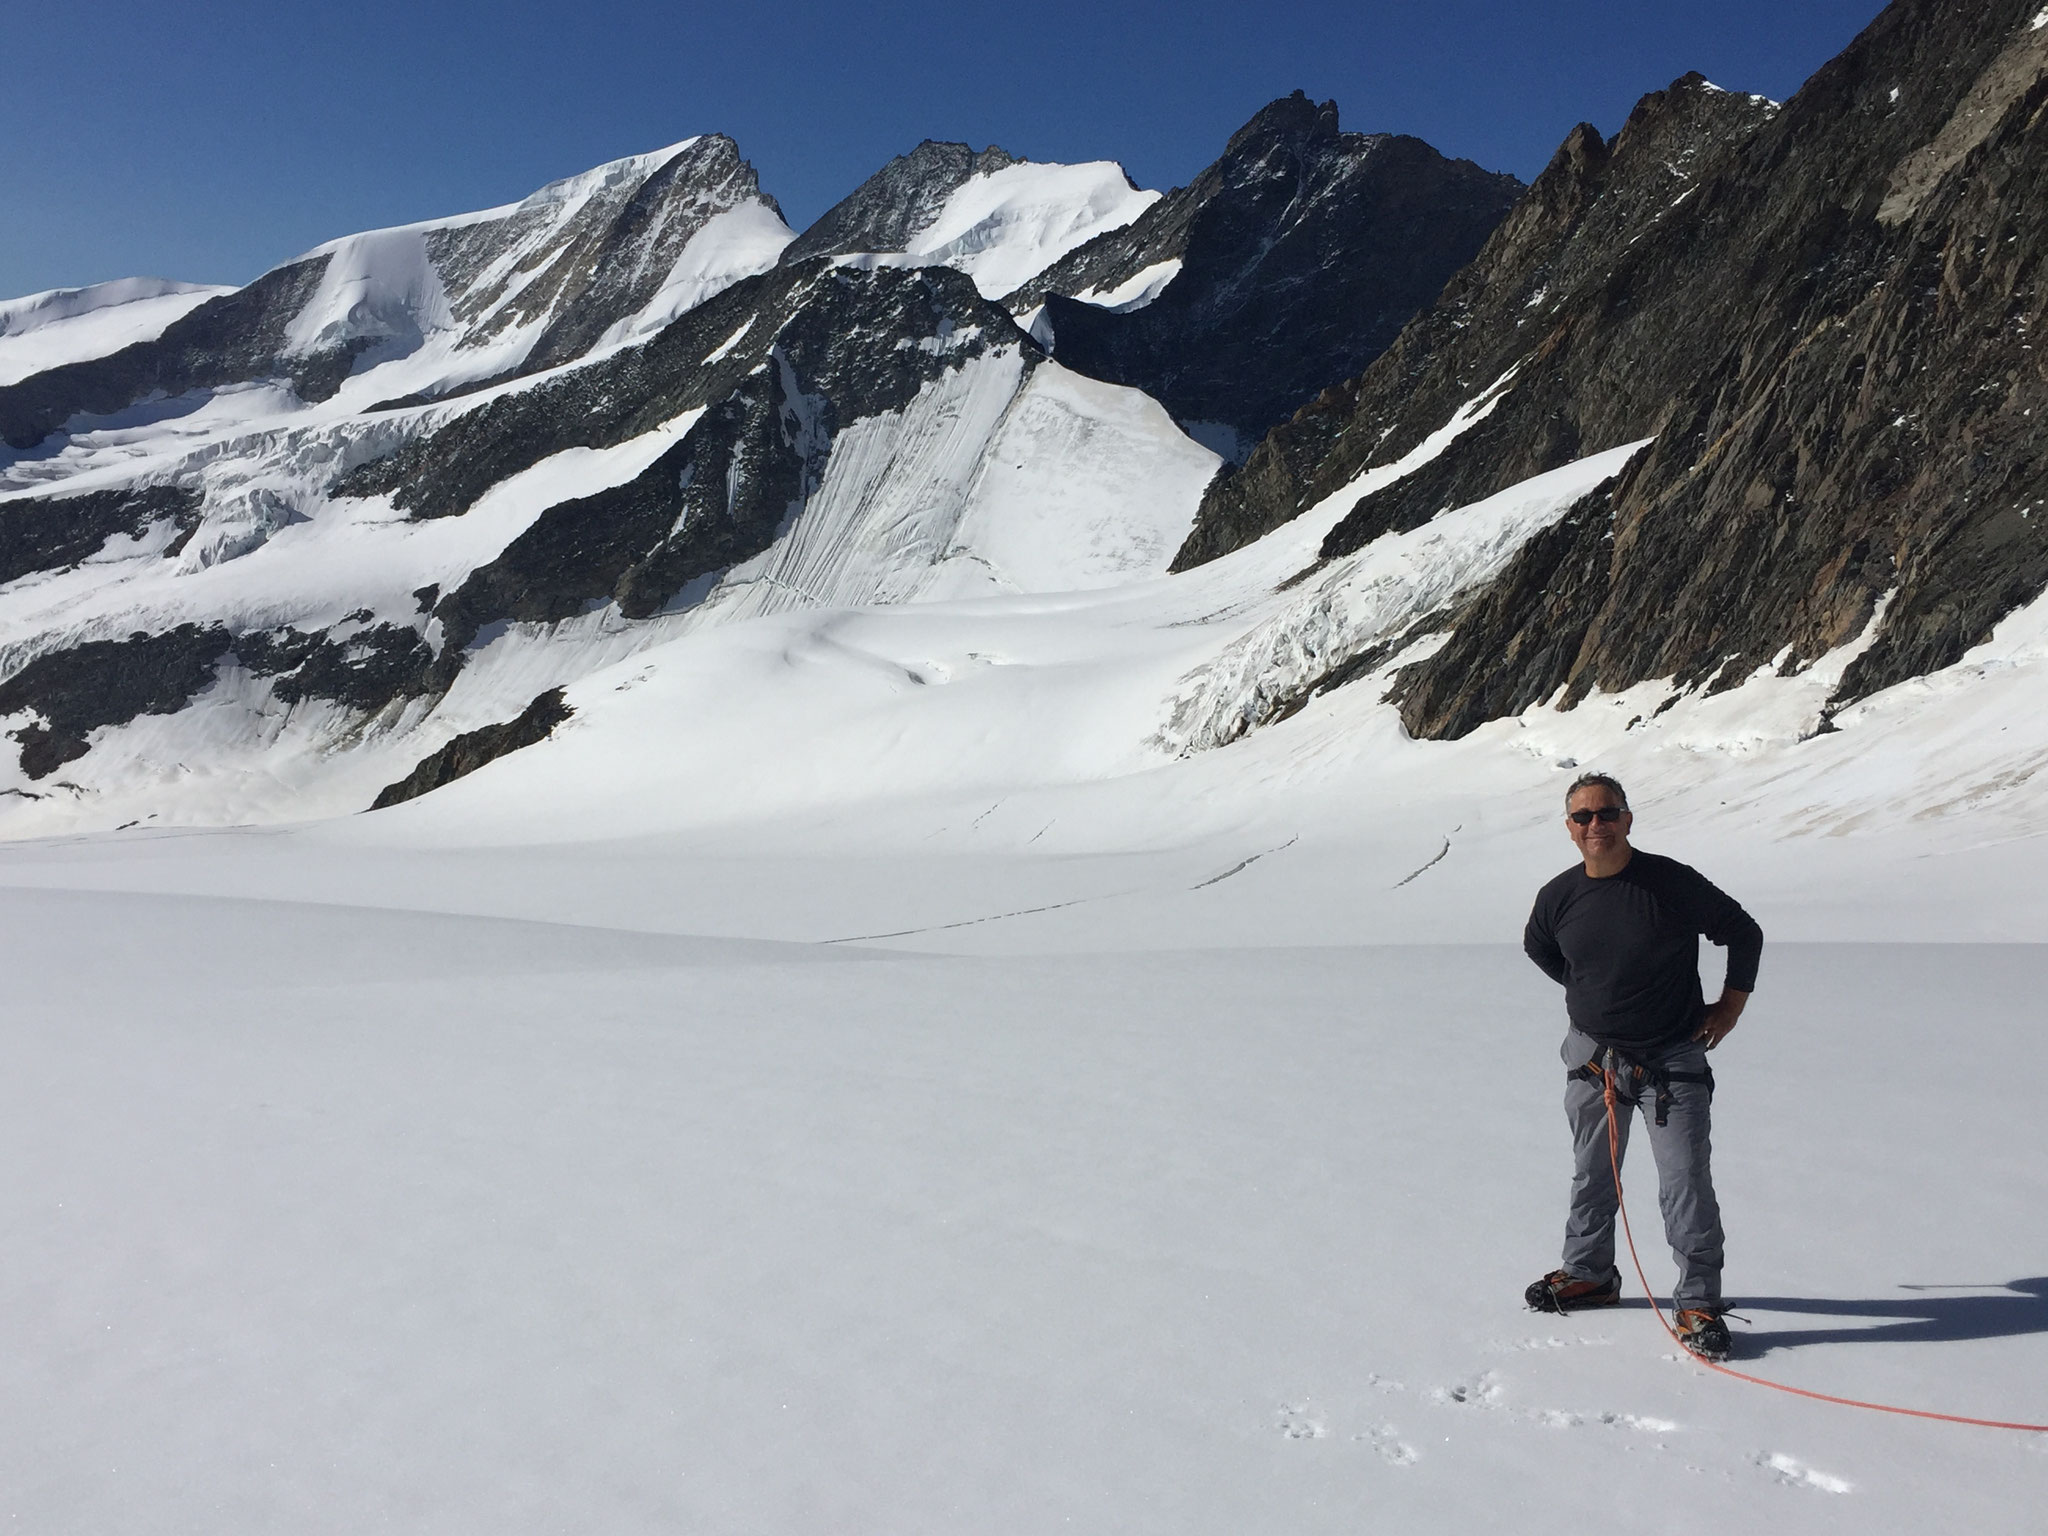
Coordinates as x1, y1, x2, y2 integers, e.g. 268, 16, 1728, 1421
1224, 91, 1343, 158
781, 140, 1023, 265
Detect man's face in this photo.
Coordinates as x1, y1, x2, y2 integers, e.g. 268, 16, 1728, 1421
1566, 783, 1633, 862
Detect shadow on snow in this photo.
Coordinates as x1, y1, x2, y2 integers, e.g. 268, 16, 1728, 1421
1720, 1278, 2048, 1353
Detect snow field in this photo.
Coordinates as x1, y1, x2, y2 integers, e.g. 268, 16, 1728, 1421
0, 279, 233, 387
2, 878, 2042, 1534
829, 160, 1160, 301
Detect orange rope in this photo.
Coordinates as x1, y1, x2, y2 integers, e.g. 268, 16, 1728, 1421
1599, 1066, 2048, 1433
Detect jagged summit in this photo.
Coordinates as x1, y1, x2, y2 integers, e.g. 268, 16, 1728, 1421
1024, 90, 1524, 458
1219, 87, 1344, 158
781, 140, 1022, 263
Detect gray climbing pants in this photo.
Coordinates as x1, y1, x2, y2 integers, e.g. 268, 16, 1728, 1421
1561, 1040, 1724, 1308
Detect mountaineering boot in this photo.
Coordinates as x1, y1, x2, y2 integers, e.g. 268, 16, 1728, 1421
1675, 1308, 1732, 1362
1524, 1269, 1621, 1313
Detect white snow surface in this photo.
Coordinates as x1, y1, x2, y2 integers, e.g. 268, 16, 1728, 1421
835, 160, 1160, 300
0, 277, 232, 386
1071, 256, 1183, 312
595, 199, 798, 348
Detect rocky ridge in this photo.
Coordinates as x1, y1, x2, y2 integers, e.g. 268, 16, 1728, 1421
1175, 0, 2048, 745
780, 141, 1021, 264
0, 137, 789, 453
1021, 92, 1525, 457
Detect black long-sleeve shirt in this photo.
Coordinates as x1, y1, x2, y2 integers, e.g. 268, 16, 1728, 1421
1523, 849, 1763, 1051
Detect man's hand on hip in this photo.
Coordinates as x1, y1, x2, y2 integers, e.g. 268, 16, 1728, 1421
1695, 988, 1750, 1050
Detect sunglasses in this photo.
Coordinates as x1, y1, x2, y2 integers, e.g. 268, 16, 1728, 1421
1568, 806, 1626, 825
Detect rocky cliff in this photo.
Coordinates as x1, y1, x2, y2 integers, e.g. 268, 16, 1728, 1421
1022, 92, 1524, 457
1176, 0, 2048, 744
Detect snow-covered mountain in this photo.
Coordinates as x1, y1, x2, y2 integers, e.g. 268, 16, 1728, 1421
0, 129, 1227, 830
1180, 0, 2048, 757
1021, 92, 1526, 459
6, 0, 2048, 866
781, 139, 1160, 300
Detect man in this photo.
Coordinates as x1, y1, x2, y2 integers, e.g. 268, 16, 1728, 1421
1520, 772, 1763, 1362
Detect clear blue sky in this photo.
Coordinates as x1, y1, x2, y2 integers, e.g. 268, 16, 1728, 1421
4, 0, 1883, 299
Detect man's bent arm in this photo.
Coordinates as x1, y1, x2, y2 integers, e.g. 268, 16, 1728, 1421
1686, 868, 1763, 993
1523, 902, 1569, 986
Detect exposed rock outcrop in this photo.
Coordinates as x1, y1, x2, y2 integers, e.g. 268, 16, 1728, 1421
0, 262, 358, 451
369, 687, 571, 809
0, 624, 230, 778
1022, 92, 1524, 456
0, 484, 202, 586
1178, 0, 2048, 738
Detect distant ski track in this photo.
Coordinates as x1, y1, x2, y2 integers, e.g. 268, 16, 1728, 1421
821, 834, 1301, 940
1191, 835, 1298, 889
822, 892, 1136, 944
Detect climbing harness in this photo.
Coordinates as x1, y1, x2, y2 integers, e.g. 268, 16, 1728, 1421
1572, 1047, 1711, 1127
1600, 1065, 2048, 1433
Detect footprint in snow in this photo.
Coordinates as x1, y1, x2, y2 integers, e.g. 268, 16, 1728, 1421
1756, 1451, 1852, 1494
1275, 1402, 1326, 1440
1528, 1407, 1678, 1433
1432, 1371, 1503, 1409
1601, 1411, 1678, 1434
1355, 1422, 1419, 1465
1490, 1333, 1614, 1353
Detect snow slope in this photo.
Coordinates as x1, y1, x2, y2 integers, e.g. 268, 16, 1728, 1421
835, 160, 1160, 300
0, 277, 233, 386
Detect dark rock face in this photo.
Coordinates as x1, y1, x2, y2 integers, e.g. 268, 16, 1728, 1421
0, 485, 202, 586
1175, 77, 1777, 568
0, 625, 230, 778
780, 141, 1018, 264
236, 623, 439, 713
1383, 475, 1632, 740
496, 136, 785, 374
0, 262, 360, 451
436, 378, 804, 651
1025, 92, 1525, 457
0, 619, 446, 780
369, 687, 571, 810
1180, 1, 2048, 739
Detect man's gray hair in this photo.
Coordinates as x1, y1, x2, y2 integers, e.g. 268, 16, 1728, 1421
1565, 771, 1628, 809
